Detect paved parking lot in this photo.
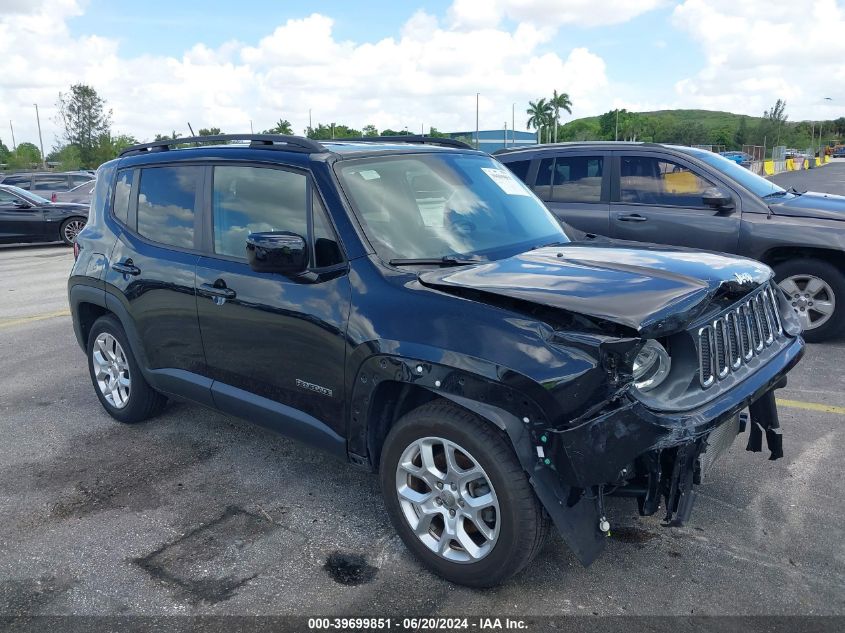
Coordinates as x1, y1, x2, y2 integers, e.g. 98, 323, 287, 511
1, 166, 844, 622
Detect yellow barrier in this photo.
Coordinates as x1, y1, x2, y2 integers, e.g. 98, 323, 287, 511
815, 157, 821, 166
825, 155, 831, 163
763, 160, 774, 175
786, 158, 795, 170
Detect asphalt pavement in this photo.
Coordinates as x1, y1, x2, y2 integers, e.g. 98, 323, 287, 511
1, 166, 844, 624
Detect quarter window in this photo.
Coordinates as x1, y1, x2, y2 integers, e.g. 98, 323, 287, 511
312, 192, 343, 268
212, 166, 307, 259
620, 156, 715, 207
137, 166, 200, 249
113, 171, 132, 225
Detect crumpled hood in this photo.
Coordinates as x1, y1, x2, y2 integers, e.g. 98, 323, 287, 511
769, 191, 845, 221
418, 243, 773, 337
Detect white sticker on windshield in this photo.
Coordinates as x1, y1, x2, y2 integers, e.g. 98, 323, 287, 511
359, 170, 381, 180
481, 167, 530, 196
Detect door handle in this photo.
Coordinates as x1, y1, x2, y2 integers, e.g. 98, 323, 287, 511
111, 260, 141, 275
200, 281, 236, 301
616, 213, 648, 222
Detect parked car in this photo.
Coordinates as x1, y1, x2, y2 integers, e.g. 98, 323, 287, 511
0, 184, 88, 245
496, 142, 845, 341
832, 146, 845, 158
0, 171, 94, 196
719, 150, 752, 166
69, 134, 803, 587
51, 179, 96, 206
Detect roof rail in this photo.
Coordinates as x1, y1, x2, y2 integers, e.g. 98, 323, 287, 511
119, 134, 325, 157
328, 135, 474, 150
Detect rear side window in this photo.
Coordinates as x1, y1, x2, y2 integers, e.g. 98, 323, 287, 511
212, 165, 307, 258
137, 166, 200, 249
503, 160, 531, 183
70, 175, 92, 187
3, 175, 30, 189
550, 156, 603, 203
32, 175, 70, 191
112, 170, 132, 225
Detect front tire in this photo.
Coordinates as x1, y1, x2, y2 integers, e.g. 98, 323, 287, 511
87, 315, 167, 423
60, 216, 86, 245
380, 401, 549, 587
774, 258, 844, 342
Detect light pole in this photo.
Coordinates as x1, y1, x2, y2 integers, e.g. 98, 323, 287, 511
9, 120, 16, 151
475, 93, 480, 150
33, 104, 45, 168
512, 102, 515, 147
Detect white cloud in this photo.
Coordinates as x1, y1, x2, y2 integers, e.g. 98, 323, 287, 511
449, 0, 666, 29
0, 1, 615, 150
672, 0, 845, 119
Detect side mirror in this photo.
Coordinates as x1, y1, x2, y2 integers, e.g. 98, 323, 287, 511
702, 187, 734, 211
246, 231, 309, 275
13, 200, 32, 209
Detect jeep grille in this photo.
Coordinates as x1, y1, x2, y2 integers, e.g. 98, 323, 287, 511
697, 284, 784, 388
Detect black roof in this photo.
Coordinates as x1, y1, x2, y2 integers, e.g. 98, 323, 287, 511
119, 134, 474, 158
494, 141, 671, 156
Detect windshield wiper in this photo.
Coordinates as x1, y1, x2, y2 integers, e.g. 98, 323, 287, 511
788, 186, 805, 195
388, 255, 487, 267
762, 190, 789, 199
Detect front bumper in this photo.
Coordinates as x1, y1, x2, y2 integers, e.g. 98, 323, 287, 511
533, 334, 804, 566
550, 334, 804, 489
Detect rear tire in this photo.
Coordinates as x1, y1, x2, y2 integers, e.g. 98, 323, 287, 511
774, 258, 844, 343
60, 216, 86, 246
380, 401, 549, 587
87, 315, 167, 423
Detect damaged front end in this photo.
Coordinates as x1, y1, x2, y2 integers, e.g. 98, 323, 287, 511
529, 281, 804, 566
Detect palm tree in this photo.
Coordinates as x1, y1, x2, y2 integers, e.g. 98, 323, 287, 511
268, 119, 293, 135
549, 90, 572, 143
526, 98, 552, 144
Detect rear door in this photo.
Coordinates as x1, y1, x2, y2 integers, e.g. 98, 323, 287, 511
610, 151, 741, 253
530, 152, 611, 236
104, 165, 207, 388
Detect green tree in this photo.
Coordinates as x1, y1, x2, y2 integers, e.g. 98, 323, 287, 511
264, 120, 292, 135
734, 117, 749, 147
549, 90, 572, 143
710, 124, 734, 149
362, 124, 379, 137
197, 127, 223, 136
380, 128, 411, 136
154, 131, 182, 141
526, 98, 552, 143
307, 123, 361, 139
56, 84, 112, 168
7, 142, 41, 169
0, 138, 10, 165
428, 127, 448, 138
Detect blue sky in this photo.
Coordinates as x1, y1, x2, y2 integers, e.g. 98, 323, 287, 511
3, 0, 843, 147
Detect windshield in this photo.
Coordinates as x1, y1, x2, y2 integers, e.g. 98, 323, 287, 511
4, 185, 50, 205
680, 148, 788, 199
336, 153, 568, 262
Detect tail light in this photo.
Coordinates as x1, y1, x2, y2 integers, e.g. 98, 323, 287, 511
51, 192, 57, 202
73, 241, 81, 260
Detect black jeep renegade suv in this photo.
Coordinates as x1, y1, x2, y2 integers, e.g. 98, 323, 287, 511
69, 134, 804, 587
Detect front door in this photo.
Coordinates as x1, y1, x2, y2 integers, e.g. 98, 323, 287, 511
0, 189, 45, 242
194, 164, 350, 438
610, 152, 740, 253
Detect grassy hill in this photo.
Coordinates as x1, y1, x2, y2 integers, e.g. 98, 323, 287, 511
556, 108, 838, 152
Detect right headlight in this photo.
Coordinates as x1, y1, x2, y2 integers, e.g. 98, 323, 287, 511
632, 340, 671, 392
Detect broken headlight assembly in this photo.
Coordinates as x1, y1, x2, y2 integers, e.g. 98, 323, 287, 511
632, 340, 671, 392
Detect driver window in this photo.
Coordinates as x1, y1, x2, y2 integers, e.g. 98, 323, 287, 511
620, 156, 715, 206
212, 166, 307, 258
